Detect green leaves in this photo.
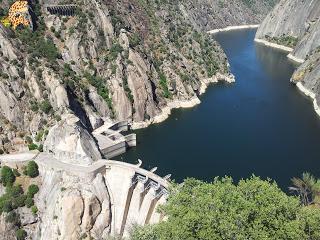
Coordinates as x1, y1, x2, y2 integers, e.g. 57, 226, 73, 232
131, 176, 320, 240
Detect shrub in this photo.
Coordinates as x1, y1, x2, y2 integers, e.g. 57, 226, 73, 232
28, 143, 38, 151
25, 161, 39, 178
0, 166, 15, 187
14, 195, 27, 208
38, 144, 43, 152
16, 228, 27, 240
31, 205, 38, 215
5, 211, 20, 225
35, 130, 44, 142
27, 184, 39, 198
25, 197, 34, 208
40, 100, 52, 114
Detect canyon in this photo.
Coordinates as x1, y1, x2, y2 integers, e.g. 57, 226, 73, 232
2, 0, 320, 239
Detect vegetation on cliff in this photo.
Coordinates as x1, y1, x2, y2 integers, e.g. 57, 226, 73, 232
0, 162, 40, 240
131, 175, 320, 240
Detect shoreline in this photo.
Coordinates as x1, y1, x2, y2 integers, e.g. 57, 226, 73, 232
131, 73, 235, 130
295, 82, 320, 117
207, 25, 260, 35
287, 53, 304, 64
254, 38, 305, 64
254, 38, 293, 53
132, 24, 265, 130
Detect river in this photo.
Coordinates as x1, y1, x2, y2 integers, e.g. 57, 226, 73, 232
117, 29, 320, 190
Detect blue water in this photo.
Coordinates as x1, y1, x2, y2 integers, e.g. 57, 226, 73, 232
117, 29, 320, 190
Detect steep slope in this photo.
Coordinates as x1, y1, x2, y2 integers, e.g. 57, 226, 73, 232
256, 0, 320, 118
0, 0, 273, 153
256, 0, 320, 61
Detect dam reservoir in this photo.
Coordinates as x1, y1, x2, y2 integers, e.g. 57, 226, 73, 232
117, 29, 320, 189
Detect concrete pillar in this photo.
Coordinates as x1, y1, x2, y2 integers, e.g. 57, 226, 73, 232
148, 194, 166, 224
122, 181, 145, 237
104, 166, 135, 235
138, 187, 157, 225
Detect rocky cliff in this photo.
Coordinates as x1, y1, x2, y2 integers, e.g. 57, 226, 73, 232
256, 0, 320, 61
0, 0, 274, 153
256, 0, 320, 118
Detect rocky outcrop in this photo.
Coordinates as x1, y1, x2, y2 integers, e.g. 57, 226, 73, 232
43, 114, 102, 165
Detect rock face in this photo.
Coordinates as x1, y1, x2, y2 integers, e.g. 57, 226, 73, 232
35, 169, 112, 240
0, 0, 274, 152
256, 0, 320, 118
256, 0, 320, 60
43, 114, 102, 165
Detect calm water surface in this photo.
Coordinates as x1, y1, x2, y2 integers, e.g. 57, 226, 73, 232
117, 29, 320, 189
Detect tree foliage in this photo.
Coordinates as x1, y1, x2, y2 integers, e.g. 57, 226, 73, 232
0, 166, 15, 187
131, 176, 320, 240
25, 161, 39, 178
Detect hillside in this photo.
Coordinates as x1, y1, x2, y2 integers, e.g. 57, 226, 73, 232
0, 0, 274, 153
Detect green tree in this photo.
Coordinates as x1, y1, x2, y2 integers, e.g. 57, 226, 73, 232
0, 166, 15, 187
27, 184, 39, 198
25, 161, 39, 178
16, 228, 27, 240
131, 176, 320, 240
25, 197, 34, 208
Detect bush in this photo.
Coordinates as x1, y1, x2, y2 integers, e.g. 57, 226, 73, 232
16, 228, 27, 240
0, 166, 15, 187
5, 211, 20, 226
14, 195, 27, 208
31, 205, 38, 215
25, 197, 34, 208
1, 200, 12, 213
38, 144, 43, 152
39, 100, 52, 114
27, 184, 39, 198
28, 143, 38, 151
25, 161, 39, 178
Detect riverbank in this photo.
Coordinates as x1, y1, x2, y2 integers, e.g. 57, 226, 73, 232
254, 38, 293, 52
207, 25, 260, 35
295, 82, 320, 117
132, 25, 263, 130
254, 38, 305, 64
131, 73, 235, 129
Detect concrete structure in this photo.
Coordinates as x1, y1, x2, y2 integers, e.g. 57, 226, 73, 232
34, 153, 169, 237
104, 160, 168, 237
93, 120, 136, 159
45, 4, 77, 16
0, 151, 38, 168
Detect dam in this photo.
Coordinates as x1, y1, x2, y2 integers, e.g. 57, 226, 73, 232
118, 29, 320, 190
0, 151, 169, 238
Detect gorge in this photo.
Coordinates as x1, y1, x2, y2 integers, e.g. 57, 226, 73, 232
118, 28, 320, 189
1, 0, 320, 239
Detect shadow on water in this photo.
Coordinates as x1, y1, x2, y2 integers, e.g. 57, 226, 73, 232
117, 29, 320, 190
